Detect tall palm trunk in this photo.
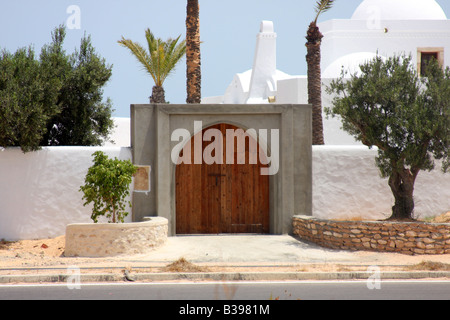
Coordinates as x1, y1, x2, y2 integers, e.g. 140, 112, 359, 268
306, 22, 325, 145
306, 0, 334, 145
150, 85, 166, 103
186, 0, 201, 104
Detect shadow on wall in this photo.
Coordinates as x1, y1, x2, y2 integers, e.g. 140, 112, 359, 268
103, 117, 131, 147
312, 145, 450, 221
0, 147, 132, 241
0, 144, 448, 241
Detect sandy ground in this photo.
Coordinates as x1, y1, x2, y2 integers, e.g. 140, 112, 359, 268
1, 236, 450, 277
1, 213, 450, 277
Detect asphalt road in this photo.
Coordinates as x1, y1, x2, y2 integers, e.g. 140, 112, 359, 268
1, 280, 450, 301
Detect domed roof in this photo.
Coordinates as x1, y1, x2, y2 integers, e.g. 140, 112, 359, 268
352, 0, 447, 20
323, 52, 386, 78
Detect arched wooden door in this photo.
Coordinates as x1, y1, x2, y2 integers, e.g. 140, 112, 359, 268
176, 123, 269, 234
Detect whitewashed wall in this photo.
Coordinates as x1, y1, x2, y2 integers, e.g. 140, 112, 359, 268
0, 147, 132, 241
0, 120, 448, 240
313, 146, 450, 221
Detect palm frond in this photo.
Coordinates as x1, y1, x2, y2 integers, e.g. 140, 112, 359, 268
314, 0, 335, 23
118, 37, 157, 84
118, 28, 186, 87
160, 35, 186, 84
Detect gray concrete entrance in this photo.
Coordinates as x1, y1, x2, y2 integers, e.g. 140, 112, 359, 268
130, 104, 312, 236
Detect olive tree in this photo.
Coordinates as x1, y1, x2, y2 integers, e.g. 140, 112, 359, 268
0, 47, 61, 152
326, 55, 449, 221
44, 26, 115, 146
0, 25, 114, 152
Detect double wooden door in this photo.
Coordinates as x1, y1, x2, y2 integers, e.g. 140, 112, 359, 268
176, 124, 269, 234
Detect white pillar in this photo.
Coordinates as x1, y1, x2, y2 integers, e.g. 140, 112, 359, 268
247, 21, 277, 103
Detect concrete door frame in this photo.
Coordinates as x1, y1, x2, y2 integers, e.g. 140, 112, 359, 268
130, 104, 312, 235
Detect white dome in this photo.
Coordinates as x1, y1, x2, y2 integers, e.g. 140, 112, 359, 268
352, 0, 447, 20
323, 52, 386, 78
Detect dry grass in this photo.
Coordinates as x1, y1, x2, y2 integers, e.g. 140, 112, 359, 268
162, 257, 210, 273
405, 261, 450, 271
331, 217, 363, 222
0, 239, 15, 250
428, 211, 450, 223
0, 236, 65, 257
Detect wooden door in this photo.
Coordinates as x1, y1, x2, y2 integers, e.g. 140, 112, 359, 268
176, 123, 269, 234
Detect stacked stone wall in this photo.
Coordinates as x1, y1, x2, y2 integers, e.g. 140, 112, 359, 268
293, 215, 450, 255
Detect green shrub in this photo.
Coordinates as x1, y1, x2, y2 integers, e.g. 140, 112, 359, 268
80, 151, 137, 223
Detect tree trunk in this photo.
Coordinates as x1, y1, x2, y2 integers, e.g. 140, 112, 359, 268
150, 85, 166, 104
110, 199, 117, 224
186, 0, 201, 104
387, 169, 418, 221
306, 22, 325, 145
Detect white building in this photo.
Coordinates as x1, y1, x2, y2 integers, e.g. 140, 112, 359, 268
203, 0, 450, 145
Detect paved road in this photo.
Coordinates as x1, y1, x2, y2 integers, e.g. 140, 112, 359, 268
1, 280, 450, 301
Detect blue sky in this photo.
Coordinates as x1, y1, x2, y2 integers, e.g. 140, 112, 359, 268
1, 0, 449, 117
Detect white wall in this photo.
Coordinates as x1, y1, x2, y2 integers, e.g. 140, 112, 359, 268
313, 146, 450, 221
103, 117, 131, 147
0, 147, 132, 241
319, 19, 450, 78
0, 121, 448, 240
277, 77, 361, 145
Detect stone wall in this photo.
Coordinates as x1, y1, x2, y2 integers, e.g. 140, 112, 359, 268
65, 218, 168, 257
293, 215, 450, 255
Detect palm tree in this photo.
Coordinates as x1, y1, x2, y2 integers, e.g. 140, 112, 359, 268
186, 0, 201, 104
306, 0, 334, 145
118, 28, 186, 103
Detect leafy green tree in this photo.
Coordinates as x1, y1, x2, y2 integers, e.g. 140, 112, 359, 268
0, 25, 115, 151
44, 26, 115, 146
326, 55, 449, 221
80, 151, 137, 223
39, 26, 70, 119
118, 28, 186, 103
0, 47, 61, 152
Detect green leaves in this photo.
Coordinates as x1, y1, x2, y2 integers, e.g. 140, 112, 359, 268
0, 46, 59, 152
44, 28, 114, 146
118, 28, 186, 88
327, 54, 449, 220
327, 54, 449, 177
0, 25, 114, 152
80, 151, 137, 224
314, 0, 335, 23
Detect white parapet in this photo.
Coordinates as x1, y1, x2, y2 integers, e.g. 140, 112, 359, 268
65, 217, 168, 257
